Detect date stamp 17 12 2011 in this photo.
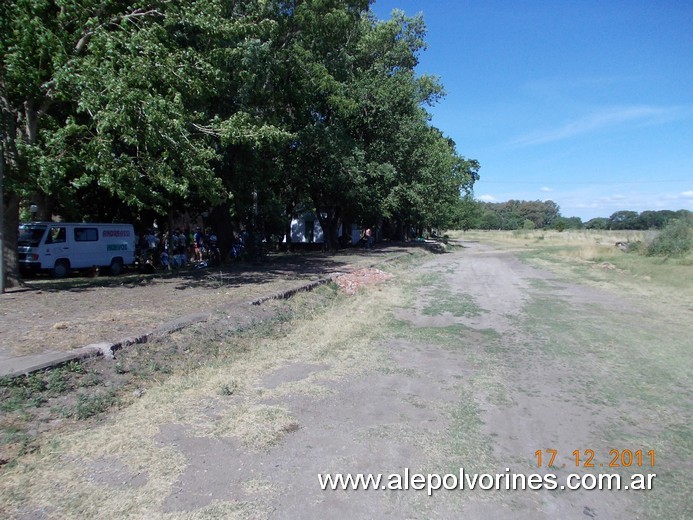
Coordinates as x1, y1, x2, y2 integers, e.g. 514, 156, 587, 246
535, 449, 655, 469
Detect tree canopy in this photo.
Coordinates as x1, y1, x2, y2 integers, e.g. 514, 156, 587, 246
2, 1, 478, 288
472, 200, 561, 230
585, 209, 691, 230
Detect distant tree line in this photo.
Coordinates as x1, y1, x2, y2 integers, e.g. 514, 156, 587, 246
1, 1, 479, 289
584, 210, 692, 230
471, 200, 562, 230
454, 199, 691, 232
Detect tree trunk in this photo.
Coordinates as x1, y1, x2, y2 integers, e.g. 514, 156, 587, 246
284, 203, 293, 253
316, 206, 340, 252
0, 143, 4, 293
2, 191, 22, 290
209, 202, 234, 262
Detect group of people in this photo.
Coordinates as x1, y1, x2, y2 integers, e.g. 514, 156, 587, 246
137, 226, 220, 269
193, 227, 220, 266
137, 224, 375, 269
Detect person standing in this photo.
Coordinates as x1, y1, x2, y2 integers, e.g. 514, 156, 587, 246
194, 227, 205, 262
365, 227, 373, 250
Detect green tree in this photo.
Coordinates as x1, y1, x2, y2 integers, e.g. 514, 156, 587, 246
585, 217, 609, 230
1, 0, 138, 289
2, 1, 290, 283
453, 194, 482, 231
479, 209, 501, 230
554, 216, 582, 231
342, 11, 477, 240
608, 210, 643, 230
1, 1, 221, 288
2, 0, 479, 282
647, 217, 693, 257
274, 4, 476, 248
522, 219, 536, 230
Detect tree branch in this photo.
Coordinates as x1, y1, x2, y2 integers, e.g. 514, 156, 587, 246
192, 123, 221, 137
75, 7, 168, 55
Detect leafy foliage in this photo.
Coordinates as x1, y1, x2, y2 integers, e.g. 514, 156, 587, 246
646, 218, 693, 257
475, 200, 561, 230
585, 210, 691, 231
3, 0, 480, 285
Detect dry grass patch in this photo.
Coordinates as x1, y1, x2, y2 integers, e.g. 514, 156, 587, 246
0, 265, 410, 518
460, 229, 693, 304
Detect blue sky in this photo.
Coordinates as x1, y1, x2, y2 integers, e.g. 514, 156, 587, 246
370, 0, 693, 220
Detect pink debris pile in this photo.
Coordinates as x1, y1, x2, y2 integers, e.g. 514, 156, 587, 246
334, 268, 394, 295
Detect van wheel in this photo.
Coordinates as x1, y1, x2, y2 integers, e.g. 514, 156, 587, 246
109, 258, 124, 276
53, 259, 70, 278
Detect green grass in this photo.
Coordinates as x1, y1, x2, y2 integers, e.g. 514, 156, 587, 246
73, 389, 120, 420
386, 319, 471, 348
464, 229, 693, 292
422, 289, 484, 318
0, 367, 77, 413
442, 232, 690, 516
445, 396, 495, 472
2, 246, 689, 517
514, 287, 691, 517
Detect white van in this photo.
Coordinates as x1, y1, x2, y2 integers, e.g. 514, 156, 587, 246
18, 222, 136, 277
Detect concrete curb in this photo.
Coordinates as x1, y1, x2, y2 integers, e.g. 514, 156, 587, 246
0, 251, 414, 379
249, 275, 338, 306
0, 347, 106, 377
0, 311, 216, 379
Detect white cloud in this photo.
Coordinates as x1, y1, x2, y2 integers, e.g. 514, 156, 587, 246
558, 187, 693, 220
540, 186, 553, 192
478, 194, 496, 202
510, 105, 687, 147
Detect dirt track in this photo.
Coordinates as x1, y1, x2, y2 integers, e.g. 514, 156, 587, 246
207, 241, 664, 518
2, 241, 689, 519
178, 241, 681, 518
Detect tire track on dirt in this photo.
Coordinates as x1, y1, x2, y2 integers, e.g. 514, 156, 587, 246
395, 242, 658, 519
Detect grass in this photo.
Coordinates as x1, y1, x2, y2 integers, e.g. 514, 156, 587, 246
1, 243, 690, 518
519, 289, 691, 517
456, 229, 692, 517
0, 361, 116, 467
446, 231, 692, 516
0, 266, 403, 516
74, 390, 120, 420
0, 367, 75, 413
421, 289, 484, 318
458, 230, 693, 311
445, 397, 495, 474
0, 252, 466, 517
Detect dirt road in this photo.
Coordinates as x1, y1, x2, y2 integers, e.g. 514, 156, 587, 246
2, 241, 689, 519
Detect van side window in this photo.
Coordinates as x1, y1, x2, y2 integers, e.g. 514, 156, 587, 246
74, 227, 98, 242
46, 226, 66, 244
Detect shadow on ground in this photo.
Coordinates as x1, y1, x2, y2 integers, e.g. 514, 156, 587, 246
18, 244, 424, 294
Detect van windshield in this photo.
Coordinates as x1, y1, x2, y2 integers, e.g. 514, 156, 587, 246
18, 225, 47, 247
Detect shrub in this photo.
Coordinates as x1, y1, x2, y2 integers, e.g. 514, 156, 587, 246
625, 241, 644, 254
646, 218, 693, 257
75, 389, 119, 419
46, 369, 69, 395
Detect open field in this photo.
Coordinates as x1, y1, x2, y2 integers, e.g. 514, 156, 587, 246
0, 238, 690, 518
458, 229, 693, 302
